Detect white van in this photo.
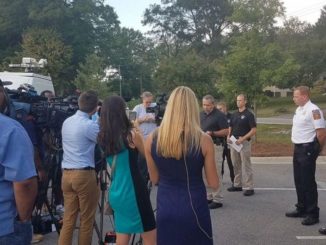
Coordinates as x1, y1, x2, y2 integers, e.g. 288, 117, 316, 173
0, 71, 55, 95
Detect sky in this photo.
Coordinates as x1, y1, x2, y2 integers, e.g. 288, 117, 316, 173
107, 0, 325, 32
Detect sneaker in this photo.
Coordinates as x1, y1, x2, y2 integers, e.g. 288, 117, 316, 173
227, 186, 242, 192
31, 234, 43, 244
243, 189, 255, 196
208, 202, 223, 209
207, 199, 213, 204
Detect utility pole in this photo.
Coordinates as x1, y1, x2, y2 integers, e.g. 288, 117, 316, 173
118, 65, 122, 96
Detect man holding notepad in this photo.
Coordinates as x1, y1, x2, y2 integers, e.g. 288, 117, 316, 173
227, 94, 256, 196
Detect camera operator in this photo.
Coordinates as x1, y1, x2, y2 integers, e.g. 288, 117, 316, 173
0, 85, 38, 244
133, 91, 157, 183
58, 90, 100, 245
40, 90, 55, 102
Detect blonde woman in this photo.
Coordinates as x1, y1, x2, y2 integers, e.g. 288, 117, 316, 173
145, 86, 219, 245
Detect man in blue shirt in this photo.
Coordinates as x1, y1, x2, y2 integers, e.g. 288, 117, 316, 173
58, 90, 100, 245
0, 86, 38, 244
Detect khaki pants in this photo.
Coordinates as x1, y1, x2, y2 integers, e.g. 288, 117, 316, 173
207, 144, 224, 203
58, 170, 99, 245
230, 140, 254, 190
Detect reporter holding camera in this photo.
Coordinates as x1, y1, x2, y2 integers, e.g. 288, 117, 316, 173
58, 91, 100, 245
133, 91, 157, 183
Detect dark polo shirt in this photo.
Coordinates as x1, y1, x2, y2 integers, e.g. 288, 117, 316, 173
200, 108, 228, 145
230, 108, 256, 138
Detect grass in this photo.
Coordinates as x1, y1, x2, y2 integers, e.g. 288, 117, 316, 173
255, 124, 292, 144
257, 94, 326, 117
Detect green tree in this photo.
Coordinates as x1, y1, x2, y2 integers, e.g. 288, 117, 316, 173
73, 53, 109, 99
20, 28, 73, 94
220, 31, 300, 110
230, 0, 284, 34
154, 49, 218, 98
143, 0, 233, 58
276, 16, 326, 86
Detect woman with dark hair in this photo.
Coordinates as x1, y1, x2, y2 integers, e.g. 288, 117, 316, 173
98, 96, 156, 245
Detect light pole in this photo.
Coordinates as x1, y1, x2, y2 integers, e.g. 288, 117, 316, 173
118, 65, 122, 96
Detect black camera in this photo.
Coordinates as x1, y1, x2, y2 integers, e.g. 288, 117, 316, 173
145, 93, 168, 124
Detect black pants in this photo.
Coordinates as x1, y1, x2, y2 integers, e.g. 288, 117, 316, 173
137, 154, 149, 185
222, 146, 235, 183
293, 142, 320, 218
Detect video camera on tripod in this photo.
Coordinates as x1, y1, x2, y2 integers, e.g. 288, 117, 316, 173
0, 80, 78, 136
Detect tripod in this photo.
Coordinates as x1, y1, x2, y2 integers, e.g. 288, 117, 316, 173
32, 146, 63, 235
93, 156, 115, 245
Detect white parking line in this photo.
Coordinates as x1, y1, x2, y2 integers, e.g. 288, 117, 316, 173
252, 162, 326, 165
253, 188, 326, 191
296, 236, 326, 240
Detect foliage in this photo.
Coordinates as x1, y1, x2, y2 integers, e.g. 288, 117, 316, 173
219, 30, 300, 108
20, 28, 73, 94
230, 0, 284, 33
143, 0, 233, 58
277, 15, 326, 86
73, 53, 109, 99
153, 49, 218, 98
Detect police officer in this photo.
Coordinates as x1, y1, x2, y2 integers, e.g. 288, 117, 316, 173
216, 101, 235, 184
285, 86, 326, 226
200, 95, 228, 209
227, 94, 256, 196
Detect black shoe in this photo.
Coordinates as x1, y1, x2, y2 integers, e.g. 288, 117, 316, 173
207, 199, 213, 204
301, 216, 319, 226
285, 210, 306, 218
208, 202, 223, 209
319, 227, 326, 235
227, 186, 242, 192
243, 189, 254, 196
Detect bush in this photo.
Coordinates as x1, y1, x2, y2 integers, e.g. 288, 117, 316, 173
274, 107, 289, 114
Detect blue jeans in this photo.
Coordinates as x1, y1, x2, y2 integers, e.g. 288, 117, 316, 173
0, 220, 33, 245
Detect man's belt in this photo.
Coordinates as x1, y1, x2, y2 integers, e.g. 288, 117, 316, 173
294, 142, 314, 147
63, 166, 94, 171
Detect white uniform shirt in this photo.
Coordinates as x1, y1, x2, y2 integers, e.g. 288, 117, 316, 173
291, 100, 325, 144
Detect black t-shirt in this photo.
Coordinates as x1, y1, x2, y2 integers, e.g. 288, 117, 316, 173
230, 108, 256, 138
200, 108, 228, 144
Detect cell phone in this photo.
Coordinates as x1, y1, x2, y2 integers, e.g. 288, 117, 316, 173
128, 111, 137, 121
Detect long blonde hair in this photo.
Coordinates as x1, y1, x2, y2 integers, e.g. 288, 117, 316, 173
156, 86, 203, 159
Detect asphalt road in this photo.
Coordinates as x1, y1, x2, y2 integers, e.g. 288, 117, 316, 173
40, 157, 326, 245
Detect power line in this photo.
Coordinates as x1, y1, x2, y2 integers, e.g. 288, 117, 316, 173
286, 1, 325, 16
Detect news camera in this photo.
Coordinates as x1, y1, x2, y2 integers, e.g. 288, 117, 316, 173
145, 93, 168, 124
0, 80, 78, 136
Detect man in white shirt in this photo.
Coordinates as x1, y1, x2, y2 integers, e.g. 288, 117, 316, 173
59, 91, 100, 245
286, 86, 326, 226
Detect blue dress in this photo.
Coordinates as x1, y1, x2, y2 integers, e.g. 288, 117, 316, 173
107, 147, 156, 233
151, 140, 213, 245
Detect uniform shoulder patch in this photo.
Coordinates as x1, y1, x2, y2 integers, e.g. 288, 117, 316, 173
312, 109, 321, 120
